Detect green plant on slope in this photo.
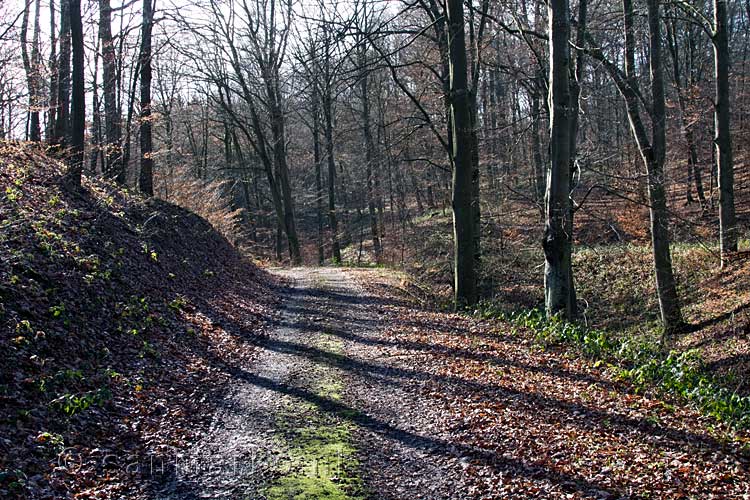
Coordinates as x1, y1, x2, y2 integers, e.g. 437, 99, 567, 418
481, 306, 750, 429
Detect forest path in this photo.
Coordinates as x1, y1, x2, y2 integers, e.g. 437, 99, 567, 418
158, 266, 458, 499
158, 266, 750, 500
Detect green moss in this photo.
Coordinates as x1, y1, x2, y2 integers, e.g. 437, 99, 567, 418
265, 333, 364, 499
266, 475, 352, 500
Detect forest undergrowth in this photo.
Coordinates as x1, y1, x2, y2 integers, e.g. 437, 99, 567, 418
374, 197, 750, 428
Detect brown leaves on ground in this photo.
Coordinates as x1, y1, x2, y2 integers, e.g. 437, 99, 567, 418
0, 142, 278, 499
349, 268, 750, 499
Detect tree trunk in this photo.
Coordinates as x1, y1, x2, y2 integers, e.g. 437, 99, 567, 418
21, 0, 42, 141
89, 38, 102, 173
53, 0, 71, 147
323, 91, 342, 263
312, 86, 324, 264
544, 0, 575, 319
46, 0, 57, 142
530, 89, 545, 210
446, 0, 477, 308
469, 84, 481, 273
99, 0, 122, 180
714, 0, 737, 264
565, 0, 587, 315
487, 66, 499, 189
120, 53, 141, 184
65, 0, 84, 188
665, 12, 706, 206
138, 0, 154, 197
266, 75, 301, 265
645, 0, 683, 336
360, 49, 382, 264
585, 0, 683, 335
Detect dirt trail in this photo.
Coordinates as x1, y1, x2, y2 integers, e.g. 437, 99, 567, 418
157, 267, 459, 499
156, 266, 750, 500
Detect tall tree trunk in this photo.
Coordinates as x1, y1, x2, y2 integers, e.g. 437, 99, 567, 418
714, 0, 737, 264
469, 87, 481, 273
53, 0, 71, 147
46, 0, 58, 142
89, 38, 102, 173
665, 12, 706, 206
586, 0, 684, 335
265, 74, 301, 265
530, 88, 545, 210
360, 49, 382, 264
21, 0, 42, 141
544, 0, 575, 319
323, 91, 342, 263
244, 100, 287, 258
138, 0, 154, 196
446, 0, 477, 308
21, 0, 35, 141
99, 0, 122, 180
120, 53, 141, 184
487, 66, 499, 188
565, 0, 587, 316
645, 0, 683, 336
65, 0, 84, 188
312, 86, 324, 264
467, 1, 484, 274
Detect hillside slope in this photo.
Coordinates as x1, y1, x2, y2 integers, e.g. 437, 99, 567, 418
0, 143, 277, 499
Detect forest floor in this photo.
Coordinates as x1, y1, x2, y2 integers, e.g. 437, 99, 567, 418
3, 143, 749, 499
395, 205, 750, 396
153, 266, 749, 499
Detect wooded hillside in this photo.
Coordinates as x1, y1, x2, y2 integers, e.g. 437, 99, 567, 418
0, 143, 276, 498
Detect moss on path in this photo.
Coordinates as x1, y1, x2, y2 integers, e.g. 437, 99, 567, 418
264, 333, 364, 500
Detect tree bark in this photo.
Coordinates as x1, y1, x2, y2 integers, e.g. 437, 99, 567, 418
323, 86, 342, 263
46, 0, 57, 142
312, 83, 324, 264
264, 70, 301, 265
89, 38, 102, 173
52, 0, 71, 147
99, 0, 122, 180
120, 53, 141, 184
21, 0, 41, 141
65, 0, 84, 188
645, 0, 683, 336
585, 0, 684, 335
665, 11, 706, 206
714, 0, 737, 264
530, 88, 545, 210
359, 47, 382, 264
138, 0, 154, 196
446, 0, 477, 308
544, 0, 575, 319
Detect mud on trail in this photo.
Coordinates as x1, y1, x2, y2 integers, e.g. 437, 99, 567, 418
158, 266, 750, 500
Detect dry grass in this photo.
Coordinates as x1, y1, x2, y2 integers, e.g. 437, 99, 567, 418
154, 167, 250, 250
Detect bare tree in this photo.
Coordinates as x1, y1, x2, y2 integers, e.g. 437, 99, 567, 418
544, 0, 575, 318
714, 0, 736, 264
585, 0, 684, 336
446, 0, 477, 307
357, 8, 382, 263
65, 0, 84, 188
138, 0, 155, 196
99, 0, 123, 180
20, 0, 41, 141
52, 0, 71, 147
